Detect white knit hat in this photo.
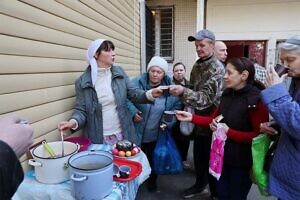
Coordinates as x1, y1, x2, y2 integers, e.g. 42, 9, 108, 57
147, 56, 168, 74
86, 39, 105, 86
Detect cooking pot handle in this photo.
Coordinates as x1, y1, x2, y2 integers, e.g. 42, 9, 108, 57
28, 159, 42, 167
70, 174, 87, 182
76, 143, 80, 151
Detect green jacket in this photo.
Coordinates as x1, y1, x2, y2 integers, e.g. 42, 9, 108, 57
70, 65, 150, 144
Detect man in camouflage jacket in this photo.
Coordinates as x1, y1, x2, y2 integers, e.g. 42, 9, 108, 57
169, 29, 224, 199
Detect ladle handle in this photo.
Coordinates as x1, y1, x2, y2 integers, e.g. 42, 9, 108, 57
42, 141, 56, 158
60, 131, 65, 156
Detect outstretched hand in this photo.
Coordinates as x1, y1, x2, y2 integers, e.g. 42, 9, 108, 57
169, 85, 184, 96
151, 86, 164, 98
175, 110, 192, 122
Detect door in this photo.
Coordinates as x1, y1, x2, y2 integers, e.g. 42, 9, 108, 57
224, 41, 266, 67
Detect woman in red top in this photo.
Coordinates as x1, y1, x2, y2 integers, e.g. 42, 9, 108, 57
175, 57, 269, 200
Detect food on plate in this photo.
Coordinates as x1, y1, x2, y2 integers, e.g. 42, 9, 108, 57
125, 151, 131, 157
116, 140, 133, 152
131, 149, 137, 156
112, 140, 140, 157
118, 151, 126, 157
112, 148, 119, 156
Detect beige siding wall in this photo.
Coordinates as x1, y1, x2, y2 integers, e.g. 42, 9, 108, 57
0, 0, 141, 171
206, 0, 300, 66
206, 0, 300, 39
147, 0, 197, 76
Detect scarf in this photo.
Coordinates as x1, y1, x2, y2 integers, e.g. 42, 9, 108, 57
86, 39, 105, 86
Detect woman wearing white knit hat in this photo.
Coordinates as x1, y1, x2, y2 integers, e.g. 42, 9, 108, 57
58, 39, 163, 145
127, 56, 182, 192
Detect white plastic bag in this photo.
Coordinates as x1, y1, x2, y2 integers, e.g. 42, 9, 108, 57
180, 106, 195, 136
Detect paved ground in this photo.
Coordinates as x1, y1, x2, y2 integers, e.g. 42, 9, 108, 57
136, 142, 277, 200
136, 169, 276, 200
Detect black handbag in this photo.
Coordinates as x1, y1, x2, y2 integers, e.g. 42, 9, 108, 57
263, 124, 280, 172
263, 137, 279, 172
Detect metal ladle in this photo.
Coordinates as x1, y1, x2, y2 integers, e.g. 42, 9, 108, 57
60, 131, 65, 157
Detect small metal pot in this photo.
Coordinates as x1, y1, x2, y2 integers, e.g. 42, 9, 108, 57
28, 141, 79, 184
68, 150, 113, 200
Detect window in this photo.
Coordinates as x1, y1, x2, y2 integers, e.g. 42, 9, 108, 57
151, 7, 174, 61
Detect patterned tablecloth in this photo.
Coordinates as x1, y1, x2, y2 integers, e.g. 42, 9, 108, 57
12, 144, 151, 200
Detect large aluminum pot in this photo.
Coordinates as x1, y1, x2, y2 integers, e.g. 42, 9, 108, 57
68, 150, 113, 200
28, 141, 79, 184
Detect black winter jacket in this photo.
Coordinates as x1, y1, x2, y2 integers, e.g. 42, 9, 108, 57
0, 141, 24, 200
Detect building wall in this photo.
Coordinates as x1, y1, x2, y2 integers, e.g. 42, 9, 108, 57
206, 0, 300, 66
0, 0, 141, 171
146, 0, 197, 76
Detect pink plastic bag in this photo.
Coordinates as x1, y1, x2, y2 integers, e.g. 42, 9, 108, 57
209, 124, 227, 180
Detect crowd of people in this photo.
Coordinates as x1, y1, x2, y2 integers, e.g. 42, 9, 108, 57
172, 32, 300, 200
2, 31, 300, 200
176, 57, 269, 199
170, 29, 225, 199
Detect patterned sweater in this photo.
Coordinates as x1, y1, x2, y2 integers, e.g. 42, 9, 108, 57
182, 56, 225, 135
183, 56, 224, 111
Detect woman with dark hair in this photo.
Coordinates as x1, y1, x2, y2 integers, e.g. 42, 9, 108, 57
171, 62, 191, 168
175, 57, 269, 199
172, 62, 188, 85
58, 39, 163, 145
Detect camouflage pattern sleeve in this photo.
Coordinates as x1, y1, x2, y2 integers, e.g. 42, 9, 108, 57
182, 58, 225, 111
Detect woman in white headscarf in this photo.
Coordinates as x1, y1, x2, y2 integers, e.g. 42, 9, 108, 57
58, 39, 163, 145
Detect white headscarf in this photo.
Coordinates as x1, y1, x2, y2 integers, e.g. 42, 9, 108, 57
86, 39, 105, 86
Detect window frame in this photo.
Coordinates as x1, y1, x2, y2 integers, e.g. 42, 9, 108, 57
150, 6, 174, 62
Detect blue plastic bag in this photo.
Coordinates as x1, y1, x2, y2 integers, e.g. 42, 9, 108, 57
152, 129, 183, 175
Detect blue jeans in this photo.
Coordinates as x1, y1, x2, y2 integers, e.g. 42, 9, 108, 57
216, 164, 252, 200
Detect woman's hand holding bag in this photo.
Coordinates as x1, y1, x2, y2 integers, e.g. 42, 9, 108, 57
179, 106, 195, 136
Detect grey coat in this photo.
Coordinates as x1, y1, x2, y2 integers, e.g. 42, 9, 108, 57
70, 65, 150, 144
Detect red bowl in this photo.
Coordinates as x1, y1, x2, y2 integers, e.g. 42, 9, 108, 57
64, 136, 91, 152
